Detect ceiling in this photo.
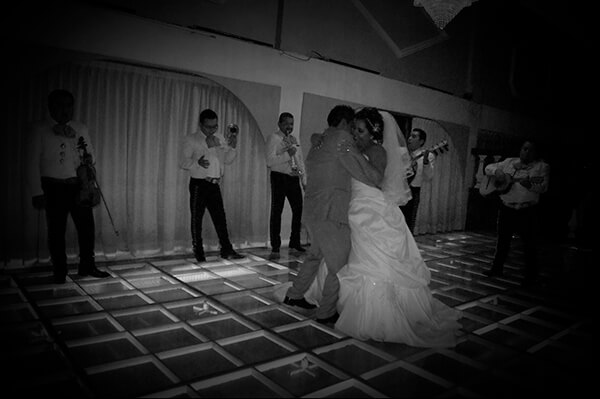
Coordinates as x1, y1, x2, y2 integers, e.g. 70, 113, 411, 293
17, 0, 592, 121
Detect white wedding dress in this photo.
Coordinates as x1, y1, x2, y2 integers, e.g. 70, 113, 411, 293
303, 177, 462, 347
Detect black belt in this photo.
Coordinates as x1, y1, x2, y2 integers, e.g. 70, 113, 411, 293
205, 177, 220, 184
271, 171, 299, 178
502, 201, 536, 210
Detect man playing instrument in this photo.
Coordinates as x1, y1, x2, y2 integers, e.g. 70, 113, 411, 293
400, 128, 434, 233
179, 108, 244, 263
483, 139, 550, 287
28, 89, 110, 284
266, 112, 307, 254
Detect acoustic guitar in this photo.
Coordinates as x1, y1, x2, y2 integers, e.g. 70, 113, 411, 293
406, 139, 449, 183
479, 174, 544, 197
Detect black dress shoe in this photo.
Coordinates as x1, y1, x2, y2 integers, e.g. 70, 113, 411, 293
195, 254, 207, 263
271, 247, 280, 253
289, 244, 306, 252
53, 274, 66, 284
283, 296, 317, 309
221, 251, 244, 260
316, 312, 339, 325
79, 268, 110, 278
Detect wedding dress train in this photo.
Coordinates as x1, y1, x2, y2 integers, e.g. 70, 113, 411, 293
302, 178, 461, 347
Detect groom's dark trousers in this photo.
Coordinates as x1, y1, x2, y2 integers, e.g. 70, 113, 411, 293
286, 220, 350, 319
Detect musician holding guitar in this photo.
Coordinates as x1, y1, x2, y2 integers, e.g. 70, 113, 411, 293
28, 89, 110, 284
400, 128, 436, 233
482, 139, 549, 287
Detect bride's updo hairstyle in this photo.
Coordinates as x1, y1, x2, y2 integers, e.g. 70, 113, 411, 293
355, 107, 384, 144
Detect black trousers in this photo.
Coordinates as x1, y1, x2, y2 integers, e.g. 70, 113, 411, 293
491, 204, 538, 278
269, 171, 303, 249
189, 178, 234, 256
400, 186, 420, 233
41, 177, 95, 276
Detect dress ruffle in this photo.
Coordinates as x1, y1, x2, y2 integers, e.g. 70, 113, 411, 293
302, 179, 462, 347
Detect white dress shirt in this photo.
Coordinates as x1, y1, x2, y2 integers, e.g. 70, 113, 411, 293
179, 132, 237, 179
409, 149, 435, 188
485, 157, 549, 209
28, 119, 94, 197
266, 130, 306, 185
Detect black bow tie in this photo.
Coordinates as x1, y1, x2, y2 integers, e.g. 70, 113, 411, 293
53, 124, 76, 138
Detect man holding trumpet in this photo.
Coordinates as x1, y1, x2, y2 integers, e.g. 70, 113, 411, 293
179, 108, 244, 262
266, 112, 306, 254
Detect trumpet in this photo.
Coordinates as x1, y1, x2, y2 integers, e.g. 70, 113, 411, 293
226, 123, 239, 139
289, 145, 303, 175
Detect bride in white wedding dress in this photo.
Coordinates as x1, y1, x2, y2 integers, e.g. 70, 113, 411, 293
279, 108, 462, 347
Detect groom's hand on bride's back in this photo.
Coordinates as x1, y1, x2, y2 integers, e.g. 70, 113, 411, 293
310, 133, 324, 149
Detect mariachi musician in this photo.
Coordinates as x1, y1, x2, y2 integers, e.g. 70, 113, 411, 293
28, 89, 110, 284
400, 128, 434, 233
178, 108, 245, 263
482, 139, 549, 286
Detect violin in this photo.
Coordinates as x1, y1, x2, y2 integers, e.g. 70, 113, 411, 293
76, 137, 101, 207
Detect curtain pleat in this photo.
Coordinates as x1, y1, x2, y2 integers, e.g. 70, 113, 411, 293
411, 118, 466, 235
4, 60, 268, 264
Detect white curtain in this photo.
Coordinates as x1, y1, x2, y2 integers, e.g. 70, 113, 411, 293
411, 118, 466, 235
3, 60, 269, 264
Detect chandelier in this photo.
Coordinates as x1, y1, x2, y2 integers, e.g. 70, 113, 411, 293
414, 0, 478, 30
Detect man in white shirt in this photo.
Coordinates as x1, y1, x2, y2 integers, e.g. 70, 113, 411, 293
266, 112, 306, 254
28, 89, 110, 283
400, 128, 434, 233
179, 108, 244, 262
483, 139, 549, 287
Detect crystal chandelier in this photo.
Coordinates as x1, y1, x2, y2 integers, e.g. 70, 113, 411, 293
414, 0, 478, 30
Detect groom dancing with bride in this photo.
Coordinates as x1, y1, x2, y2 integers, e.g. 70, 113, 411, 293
283, 105, 383, 324
283, 105, 461, 347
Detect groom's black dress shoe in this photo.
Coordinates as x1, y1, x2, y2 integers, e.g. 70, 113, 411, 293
78, 268, 110, 278
283, 296, 316, 309
316, 312, 339, 325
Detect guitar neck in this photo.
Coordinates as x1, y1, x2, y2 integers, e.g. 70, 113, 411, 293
412, 152, 425, 161
412, 141, 447, 160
